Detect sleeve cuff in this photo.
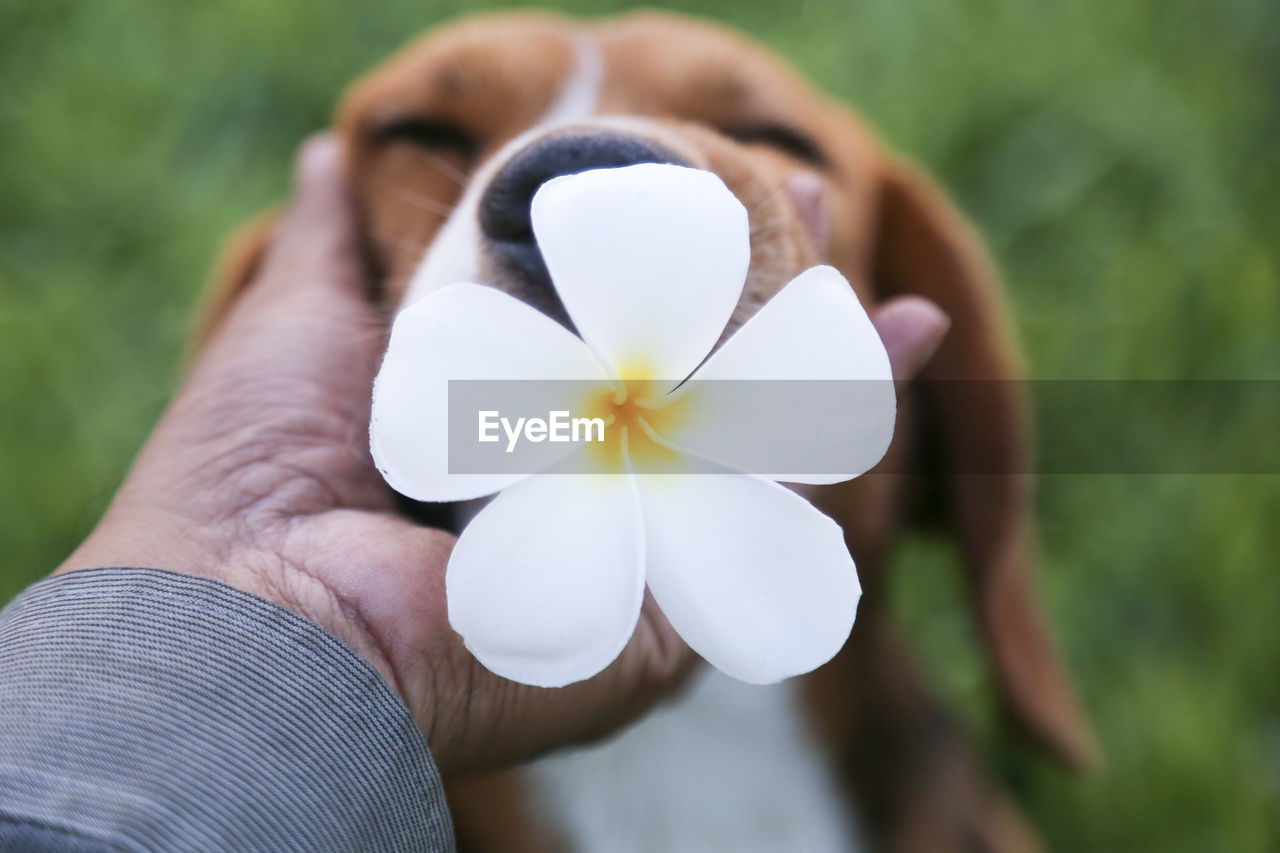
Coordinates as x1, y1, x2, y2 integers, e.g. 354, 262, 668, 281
0, 567, 455, 852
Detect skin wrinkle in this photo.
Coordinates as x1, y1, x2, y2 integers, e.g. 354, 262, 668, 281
420, 650, 467, 769
429, 649, 516, 775
192, 356, 369, 409
167, 297, 392, 517
182, 399, 358, 459
245, 459, 348, 519
285, 517, 407, 698
317, 511, 462, 749
161, 418, 373, 525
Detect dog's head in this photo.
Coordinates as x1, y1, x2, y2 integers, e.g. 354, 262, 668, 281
328, 9, 1095, 773
338, 11, 884, 330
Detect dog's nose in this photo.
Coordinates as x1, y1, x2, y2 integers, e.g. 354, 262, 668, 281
478, 132, 686, 326
480, 132, 687, 242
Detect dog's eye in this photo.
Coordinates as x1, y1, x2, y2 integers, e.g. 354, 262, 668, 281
374, 117, 479, 158
725, 123, 827, 168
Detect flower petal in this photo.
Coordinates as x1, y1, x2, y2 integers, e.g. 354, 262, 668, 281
637, 474, 860, 684
370, 283, 610, 502
531, 163, 750, 385
656, 265, 896, 484
447, 473, 646, 687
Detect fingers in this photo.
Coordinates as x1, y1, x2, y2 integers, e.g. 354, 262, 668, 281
871, 295, 950, 387
196, 133, 385, 380
180, 135, 389, 463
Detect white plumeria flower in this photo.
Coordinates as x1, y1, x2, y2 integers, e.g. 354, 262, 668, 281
370, 163, 896, 687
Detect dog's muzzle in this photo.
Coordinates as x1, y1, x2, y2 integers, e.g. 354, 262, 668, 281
478, 131, 687, 324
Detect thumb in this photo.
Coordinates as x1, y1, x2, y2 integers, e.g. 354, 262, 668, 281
201, 133, 385, 368
872, 295, 950, 389
190, 134, 387, 416
249, 133, 369, 307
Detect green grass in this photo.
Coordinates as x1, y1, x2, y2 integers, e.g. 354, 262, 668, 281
2, 0, 1277, 848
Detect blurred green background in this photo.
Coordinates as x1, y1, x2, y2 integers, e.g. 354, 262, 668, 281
1, 0, 1277, 848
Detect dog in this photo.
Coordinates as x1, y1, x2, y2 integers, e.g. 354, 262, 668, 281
200, 11, 1097, 851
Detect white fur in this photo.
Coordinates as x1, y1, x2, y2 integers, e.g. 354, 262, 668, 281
540, 34, 604, 127
529, 669, 863, 852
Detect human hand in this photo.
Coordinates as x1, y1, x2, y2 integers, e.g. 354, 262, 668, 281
59, 136, 949, 777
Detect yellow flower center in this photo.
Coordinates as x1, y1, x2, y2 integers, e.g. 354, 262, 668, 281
578, 367, 691, 474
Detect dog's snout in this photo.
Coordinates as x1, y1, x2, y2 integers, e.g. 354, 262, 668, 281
479, 132, 686, 242
477, 132, 686, 325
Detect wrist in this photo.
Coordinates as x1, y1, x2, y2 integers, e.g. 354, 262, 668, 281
58, 506, 408, 705
59, 504, 226, 581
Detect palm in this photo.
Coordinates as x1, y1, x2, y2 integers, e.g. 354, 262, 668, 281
283, 505, 692, 776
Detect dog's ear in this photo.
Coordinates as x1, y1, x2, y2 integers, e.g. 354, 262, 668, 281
191, 211, 279, 356
872, 156, 1099, 770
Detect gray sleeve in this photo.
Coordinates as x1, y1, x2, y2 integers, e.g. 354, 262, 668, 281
0, 567, 455, 852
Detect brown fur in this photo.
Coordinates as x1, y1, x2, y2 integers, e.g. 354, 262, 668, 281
200, 10, 1095, 851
